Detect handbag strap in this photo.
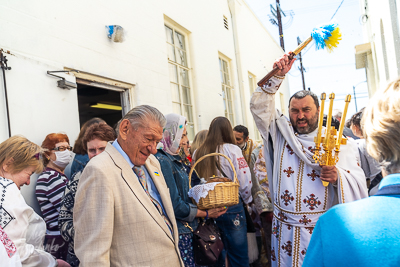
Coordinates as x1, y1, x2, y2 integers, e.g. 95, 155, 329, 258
215, 161, 228, 178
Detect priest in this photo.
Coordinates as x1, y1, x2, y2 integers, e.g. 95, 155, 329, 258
250, 53, 368, 267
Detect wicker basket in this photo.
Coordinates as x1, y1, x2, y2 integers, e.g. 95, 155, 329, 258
189, 153, 239, 209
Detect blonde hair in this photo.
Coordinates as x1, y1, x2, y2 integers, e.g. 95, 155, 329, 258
0, 135, 44, 174
362, 78, 400, 174
190, 130, 208, 155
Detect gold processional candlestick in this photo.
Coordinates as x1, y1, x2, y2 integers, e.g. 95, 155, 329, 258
313, 93, 352, 187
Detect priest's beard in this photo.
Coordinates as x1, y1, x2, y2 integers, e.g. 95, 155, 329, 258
291, 112, 319, 134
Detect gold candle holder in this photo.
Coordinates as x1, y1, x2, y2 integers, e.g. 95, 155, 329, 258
313, 93, 351, 187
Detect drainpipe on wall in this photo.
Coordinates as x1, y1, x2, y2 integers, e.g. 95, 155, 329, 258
228, 0, 248, 127
0, 50, 12, 137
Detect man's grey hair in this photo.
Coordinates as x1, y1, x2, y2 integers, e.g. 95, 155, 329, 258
333, 109, 342, 120
117, 105, 166, 135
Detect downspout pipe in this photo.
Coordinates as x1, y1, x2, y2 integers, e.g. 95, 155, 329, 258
0, 51, 12, 137
228, 0, 248, 126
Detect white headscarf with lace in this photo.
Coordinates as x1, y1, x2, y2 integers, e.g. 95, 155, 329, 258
160, 113, 186, 156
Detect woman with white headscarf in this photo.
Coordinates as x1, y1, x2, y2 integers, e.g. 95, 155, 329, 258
155, 113, 226, 267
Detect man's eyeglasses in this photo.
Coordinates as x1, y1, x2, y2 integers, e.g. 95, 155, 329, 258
52, 146, 73, 152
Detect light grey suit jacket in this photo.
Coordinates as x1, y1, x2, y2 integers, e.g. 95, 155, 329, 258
74, 143, 183, 267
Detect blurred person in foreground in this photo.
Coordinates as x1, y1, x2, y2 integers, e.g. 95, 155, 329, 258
349, 110, 381, 195
303, 78, 400, 267
73, 105, 183, 266
36, 133, 72, 260
250, 52, 367, 266
0, 136, 69, 266
59, 122, 116, 266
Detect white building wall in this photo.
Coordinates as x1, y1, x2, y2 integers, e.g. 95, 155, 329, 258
358, 0, 400, 94
0, 0, 288, 209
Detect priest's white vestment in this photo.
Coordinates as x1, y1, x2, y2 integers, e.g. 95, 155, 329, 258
250, 76, 368, 267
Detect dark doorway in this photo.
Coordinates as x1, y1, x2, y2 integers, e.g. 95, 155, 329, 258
77, 83, 123, 129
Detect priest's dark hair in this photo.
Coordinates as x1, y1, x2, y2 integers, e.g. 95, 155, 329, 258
289, 90, 319, 109
233, 125, 249, 139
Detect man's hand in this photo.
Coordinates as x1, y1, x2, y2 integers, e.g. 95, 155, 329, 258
320, 165, 338, 184
273, 52, 296, 76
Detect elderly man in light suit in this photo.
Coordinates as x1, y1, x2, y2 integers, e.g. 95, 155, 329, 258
74, 105, 183, 267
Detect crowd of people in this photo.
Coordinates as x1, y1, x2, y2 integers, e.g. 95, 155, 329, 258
1, 52, 399, 267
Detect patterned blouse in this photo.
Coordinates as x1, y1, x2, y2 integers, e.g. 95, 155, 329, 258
58, 171, 81, 267
216, 144, 253, 204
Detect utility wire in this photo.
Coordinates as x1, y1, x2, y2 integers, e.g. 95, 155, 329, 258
331, 0, 346, 19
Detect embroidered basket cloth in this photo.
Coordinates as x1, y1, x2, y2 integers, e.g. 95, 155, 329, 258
189, 153, 239, 209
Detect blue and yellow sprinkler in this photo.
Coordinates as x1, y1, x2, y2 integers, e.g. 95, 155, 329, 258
257, 23, 342, 87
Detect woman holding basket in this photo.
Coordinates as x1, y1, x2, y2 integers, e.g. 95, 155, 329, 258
155, 113, 227, 267
194, 116, 253, 267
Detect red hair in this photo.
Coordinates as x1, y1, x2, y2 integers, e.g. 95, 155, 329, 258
41, 133, 69, 165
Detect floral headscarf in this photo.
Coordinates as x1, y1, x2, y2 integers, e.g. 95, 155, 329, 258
160, 113, 186, 156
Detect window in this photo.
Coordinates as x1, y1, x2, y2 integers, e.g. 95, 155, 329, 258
219, 58, 234, 124
248, 72, 261, 141
165, 25, 195, 139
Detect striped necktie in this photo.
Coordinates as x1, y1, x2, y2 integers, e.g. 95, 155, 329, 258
132, 166, 173, 235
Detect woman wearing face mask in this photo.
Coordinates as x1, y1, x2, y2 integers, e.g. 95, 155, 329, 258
155, 114, 227, 267
36, 133, 72, 261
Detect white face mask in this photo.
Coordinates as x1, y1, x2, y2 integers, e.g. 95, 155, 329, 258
53, 150, 71, 169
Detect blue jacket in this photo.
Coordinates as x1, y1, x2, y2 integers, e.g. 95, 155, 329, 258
69, 154, 89, 181
303, 173, 400, 267
155, 149, 198, 234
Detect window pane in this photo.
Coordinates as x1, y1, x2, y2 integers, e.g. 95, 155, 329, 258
220, 70, 224, 83
169, 63, 178, 83
182, 86, 191, 104
223, 99, 227, 114
175, 32, 186, 50
170, 83, 181, 103
180, 68, 190, 87
183, 105, 193, 122
173, 103, 182, 114
165, 26, 174, 44
224, 73, 230, 85
219, 58, 222, 70
228, 100, 234, 113
222, 60, 228, 73
176, 49, 187, 67
226, 87, 232, 101
187, 124, 195, 141
167, 44, 176, 62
